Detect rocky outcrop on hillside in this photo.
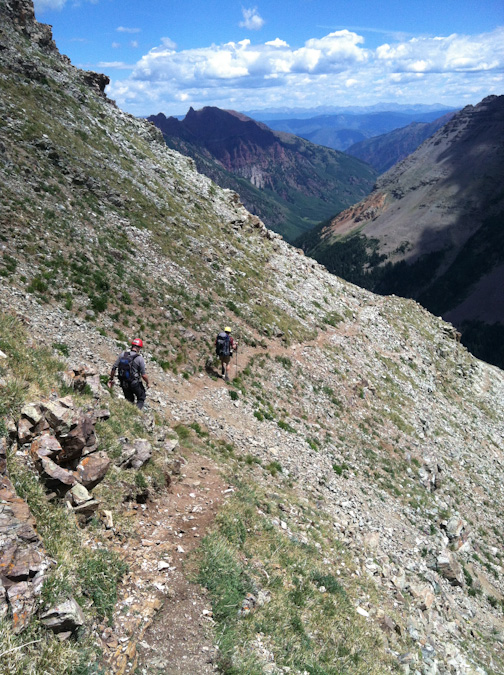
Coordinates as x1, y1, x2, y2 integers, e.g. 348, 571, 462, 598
1, 2, 504, 673
0, 437, 51, 634
298, 96, 504, 369
149, 107, 376, 242
1, 394, 107, 633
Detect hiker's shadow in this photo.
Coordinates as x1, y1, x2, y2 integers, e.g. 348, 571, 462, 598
205, 357, 220, 379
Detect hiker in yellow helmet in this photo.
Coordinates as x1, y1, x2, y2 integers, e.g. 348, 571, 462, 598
215, 326, 237, 381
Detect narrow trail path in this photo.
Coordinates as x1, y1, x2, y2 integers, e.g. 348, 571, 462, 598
103, 452, 228, 675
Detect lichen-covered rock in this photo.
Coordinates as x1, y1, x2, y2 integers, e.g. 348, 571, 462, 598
20, 403, 43, 426
7, 581, 37, 634
57, 414, 96, 461
17, 417, 34, 444
41, 400, 77, 434
0, 543, 46, 584
30, 433, 63, 462
70, 482, 92, 504
74, 451, 110, 489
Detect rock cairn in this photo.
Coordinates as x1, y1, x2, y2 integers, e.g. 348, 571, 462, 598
16, 395, 111, 510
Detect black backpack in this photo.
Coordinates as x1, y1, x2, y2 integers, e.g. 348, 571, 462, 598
216, 332, 231, 357
118, 351, 140, 383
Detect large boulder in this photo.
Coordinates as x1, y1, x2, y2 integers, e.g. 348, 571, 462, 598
130, 439, 152, 470
57, 414, 97, 461
437, 550, 464, 587
74, 452, 110, 489
40, 597, 85, 639
41, 400, 77, 434
30, 434, 63, 463
115, 438, 152, 469
38, 457, 77, 489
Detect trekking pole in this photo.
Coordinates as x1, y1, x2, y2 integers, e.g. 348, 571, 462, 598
235, 341, 239, 377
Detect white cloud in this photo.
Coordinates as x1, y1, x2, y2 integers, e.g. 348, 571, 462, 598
129, 30, 369, 87
130, 41, 139, 49
98, 61, 134, 70
107, 27, 504, 116
239, 7, 265, 31
34, 0, 67, 9
376, 30, 504, 73
266, 38, 289, 48
112, 42, 120, 49
161, 37, 177, 49
117, 26, 141, 34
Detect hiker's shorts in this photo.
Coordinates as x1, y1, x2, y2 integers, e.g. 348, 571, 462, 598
219, 355, 231, 364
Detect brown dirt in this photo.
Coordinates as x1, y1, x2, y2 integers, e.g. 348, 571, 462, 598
101, 451, 228, 674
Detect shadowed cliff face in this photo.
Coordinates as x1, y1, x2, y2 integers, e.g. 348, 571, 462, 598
299, 95, 504, 369
149, 107, 377, 242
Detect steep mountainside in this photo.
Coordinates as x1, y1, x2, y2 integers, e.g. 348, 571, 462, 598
148, 108, 376, 242
2, 3, 504, 675
346, 112, 456, 174
298, 96, 504, 369
261, 109, 458, 150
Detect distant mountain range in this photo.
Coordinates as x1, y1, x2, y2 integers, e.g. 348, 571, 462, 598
297, 95, 504, 369
244, 102, 457, 120
255, 109, 459, 151
149, 107, 376, 242
346, 112, 456, 174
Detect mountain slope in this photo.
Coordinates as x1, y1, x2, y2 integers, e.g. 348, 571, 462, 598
346, 112, 456, 173
1, 3, 504, 675
298, 96, 504, 369
259, 109, 458, 150
148, 108, 377, 242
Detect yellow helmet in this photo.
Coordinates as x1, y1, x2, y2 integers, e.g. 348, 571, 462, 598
224, 326, 231, 333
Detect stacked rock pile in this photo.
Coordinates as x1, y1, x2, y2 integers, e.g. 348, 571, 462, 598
1, 395, 112, 635
13, 396, 112, 516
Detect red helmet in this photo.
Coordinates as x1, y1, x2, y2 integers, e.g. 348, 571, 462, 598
131, 338, 143, 348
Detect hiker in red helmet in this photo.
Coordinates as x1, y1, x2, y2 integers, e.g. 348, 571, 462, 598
108, 338, 149, 410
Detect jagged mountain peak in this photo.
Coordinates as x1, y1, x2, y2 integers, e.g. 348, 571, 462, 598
149, 105, 377, 241
157, 105, 278, 146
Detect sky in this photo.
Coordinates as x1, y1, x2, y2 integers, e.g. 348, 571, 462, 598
33, 0, 504, 117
